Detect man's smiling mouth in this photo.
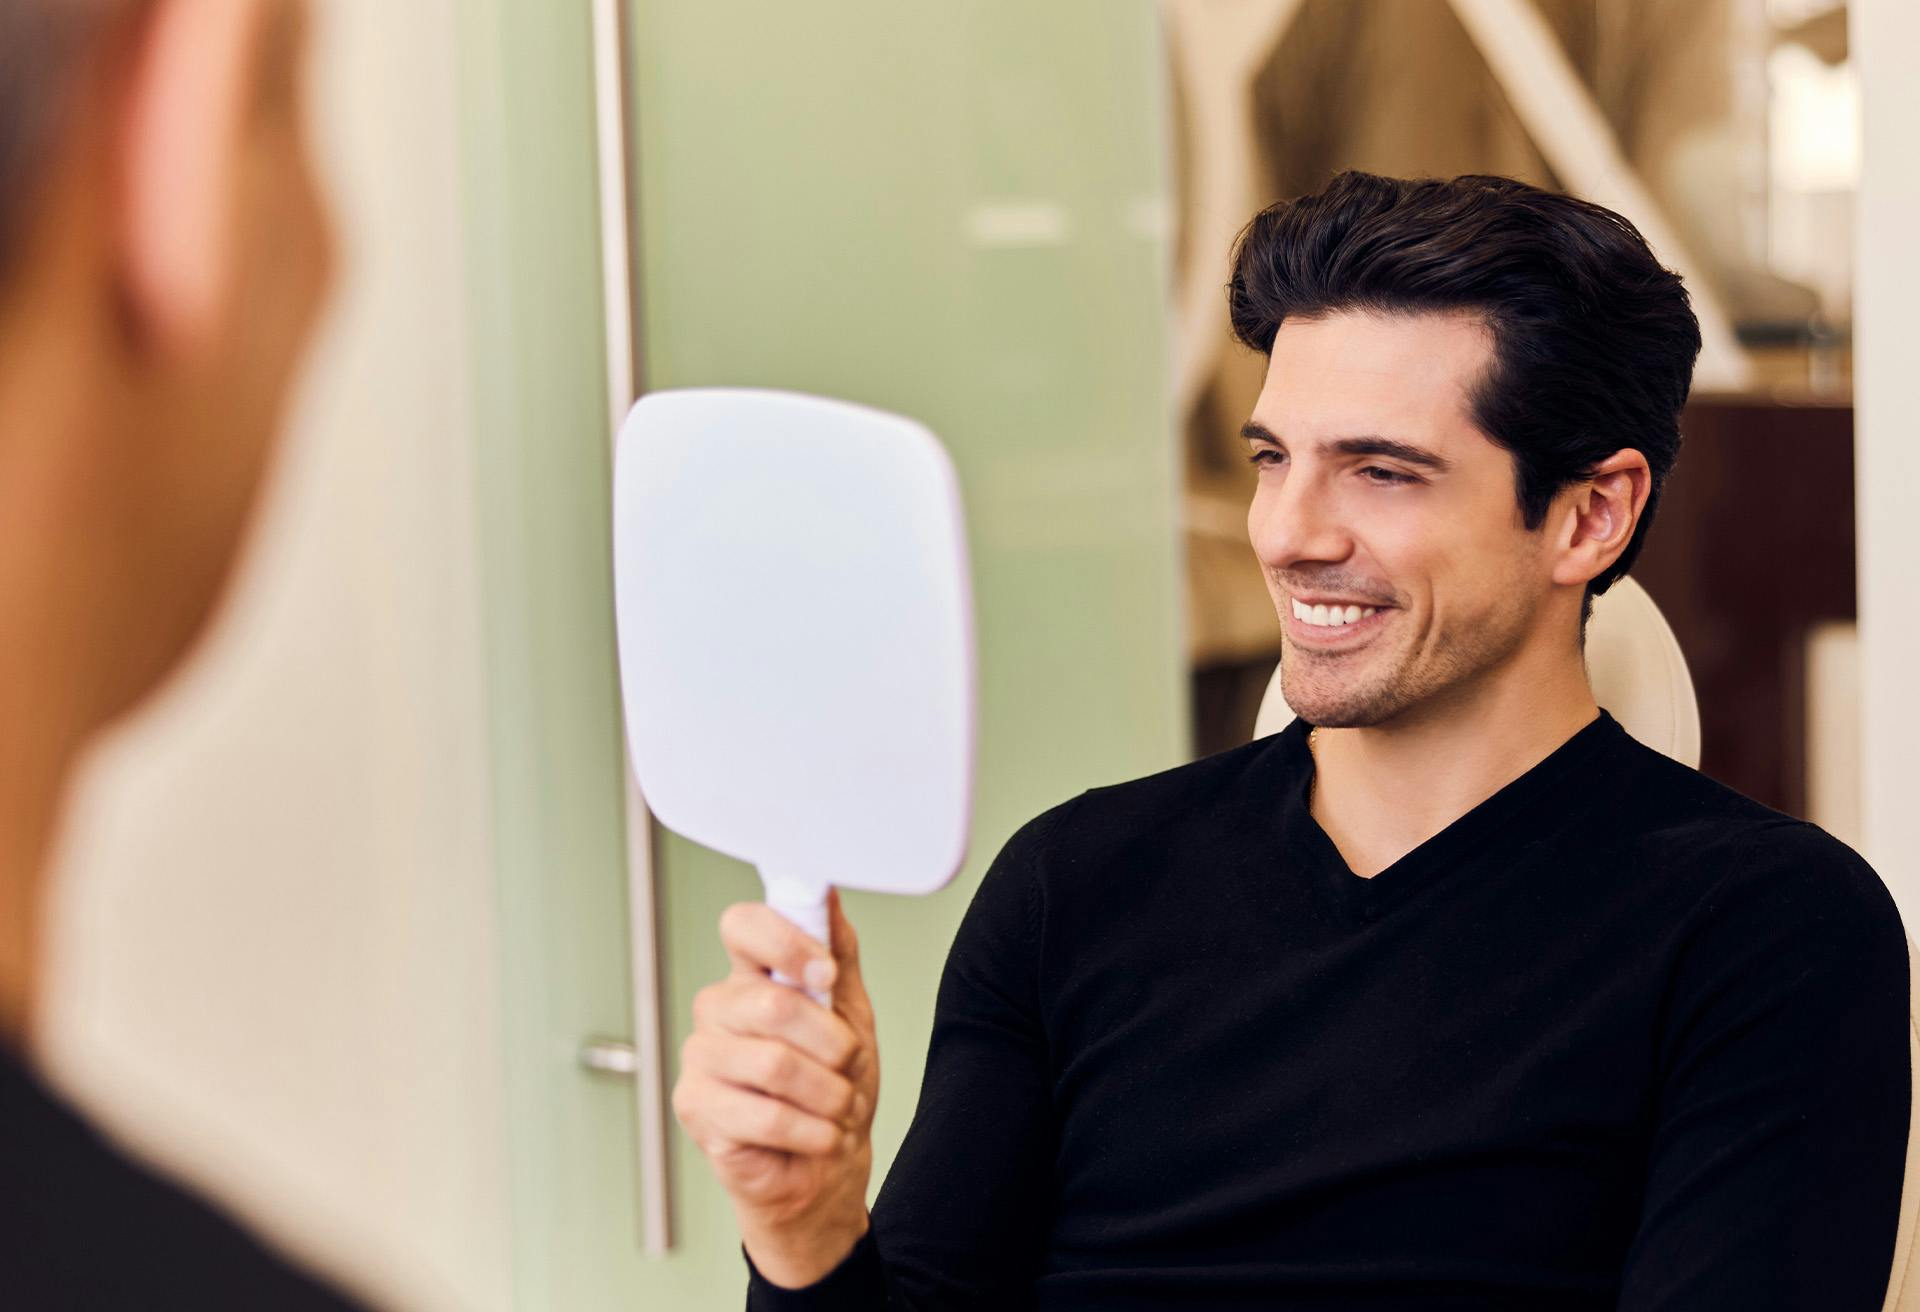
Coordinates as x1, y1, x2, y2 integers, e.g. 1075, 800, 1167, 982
1290, 598, 1381, 628
1285, 594, 1394, 645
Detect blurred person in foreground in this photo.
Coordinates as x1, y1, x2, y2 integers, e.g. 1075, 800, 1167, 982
0, 0, 358, 1304
679, 172, 1912, 1310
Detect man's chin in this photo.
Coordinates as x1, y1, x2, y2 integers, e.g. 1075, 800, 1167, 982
1292, 705, 1395, 730
1278, 669, 1403, 729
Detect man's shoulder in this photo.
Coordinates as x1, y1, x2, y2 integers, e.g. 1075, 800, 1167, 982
1077, 733, 1279, 812
1005, 734, 1284, 877
1608, 730, 1867, 867
1604, 732, 1907, 949
0, 1045, 360, 1308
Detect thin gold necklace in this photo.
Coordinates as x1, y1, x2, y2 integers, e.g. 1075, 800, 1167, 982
1307, 725, 1319, 811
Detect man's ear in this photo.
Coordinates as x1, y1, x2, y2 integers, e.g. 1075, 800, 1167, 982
115, 0, 262, 358
1550, 448, 1653, 589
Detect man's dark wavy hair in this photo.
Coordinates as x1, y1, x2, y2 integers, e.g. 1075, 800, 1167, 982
1227, 170, 1703, 626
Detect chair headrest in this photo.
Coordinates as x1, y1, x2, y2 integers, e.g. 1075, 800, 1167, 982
1250, 576, 1702, 767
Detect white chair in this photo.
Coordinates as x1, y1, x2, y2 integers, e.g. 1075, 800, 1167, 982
1250, 576, 1920, 1310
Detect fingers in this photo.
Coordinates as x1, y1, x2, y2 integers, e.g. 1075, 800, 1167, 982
721, 901, 837, 995
675, 900, 882, 1224
673, 1073, 845, 1157
683, 1029, 857, 1128
692, 974, 862, 1073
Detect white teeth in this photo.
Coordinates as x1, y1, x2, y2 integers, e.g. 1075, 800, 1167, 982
1290, 598, 1381, 628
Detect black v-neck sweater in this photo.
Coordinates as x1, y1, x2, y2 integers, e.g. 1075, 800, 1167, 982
745, 711, 1911, 1310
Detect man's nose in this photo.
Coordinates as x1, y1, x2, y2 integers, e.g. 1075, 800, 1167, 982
1248, 469, 1353, 569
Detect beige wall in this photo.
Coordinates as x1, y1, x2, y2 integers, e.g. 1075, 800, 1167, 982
39, 3, 510, 1309
1855, 0, 1920, 930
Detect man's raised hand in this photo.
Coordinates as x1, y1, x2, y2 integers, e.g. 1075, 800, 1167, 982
672, 887, 880, 1288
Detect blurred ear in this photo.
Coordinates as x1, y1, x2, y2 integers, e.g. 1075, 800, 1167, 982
115, 0, 262, 358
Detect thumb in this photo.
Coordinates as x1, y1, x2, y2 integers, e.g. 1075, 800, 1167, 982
827, 886, 862, 979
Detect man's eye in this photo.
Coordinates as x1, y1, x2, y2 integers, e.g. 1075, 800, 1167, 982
1361, 466, 1414, 485
1245, 450, 1285, 468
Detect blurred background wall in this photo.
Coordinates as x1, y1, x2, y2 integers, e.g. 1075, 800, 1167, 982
41, 2, 513, 1309
535, 1, 1189, 1306
1854, 0, 1920, 930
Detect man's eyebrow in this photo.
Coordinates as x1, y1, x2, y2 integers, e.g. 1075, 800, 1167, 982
1239, 420, 1452, 474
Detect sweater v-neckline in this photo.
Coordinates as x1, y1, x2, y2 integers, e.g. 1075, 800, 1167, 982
1266, 709, 1625, 923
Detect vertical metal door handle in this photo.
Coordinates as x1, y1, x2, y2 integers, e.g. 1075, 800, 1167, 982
589, 0, 673, 1255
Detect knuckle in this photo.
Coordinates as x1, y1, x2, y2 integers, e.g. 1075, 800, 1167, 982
690, 983, 718, 1028
669, 1078, 697, 1126
718, 902, 760, 952
757, 1043, 797, 1089
755, 984, 796, 1030
718, 902, 757, 944
682, 1029, 724, 1076
750, 1098, 791, 1142
827, 1075, 856, 1120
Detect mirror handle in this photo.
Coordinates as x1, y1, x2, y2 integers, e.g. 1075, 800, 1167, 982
762, 871, 833, 1006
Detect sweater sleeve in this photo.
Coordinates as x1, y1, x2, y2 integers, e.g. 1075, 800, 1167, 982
1616, 823, 1912, 1310
744, 797, 1074, 1310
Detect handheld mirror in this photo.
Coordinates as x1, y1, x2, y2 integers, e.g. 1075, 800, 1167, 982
612, 388, 976, 1004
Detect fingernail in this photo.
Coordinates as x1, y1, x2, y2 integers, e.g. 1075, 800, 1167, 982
804, 958, 836, 992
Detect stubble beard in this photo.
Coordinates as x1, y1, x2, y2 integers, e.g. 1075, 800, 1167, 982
1278, 595, 1538, 729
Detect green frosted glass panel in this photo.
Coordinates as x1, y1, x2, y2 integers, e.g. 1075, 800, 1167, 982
463, 3, 1185, 1306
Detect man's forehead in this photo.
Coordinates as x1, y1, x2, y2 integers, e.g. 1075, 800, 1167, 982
1267, 308, 1492, 379
1251, 309, 1496, 452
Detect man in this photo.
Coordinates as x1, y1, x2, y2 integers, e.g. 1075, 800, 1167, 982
0, 0, 360, 1303
674, 172, 1912, 1309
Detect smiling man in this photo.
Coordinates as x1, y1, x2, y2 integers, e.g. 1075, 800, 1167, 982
681, 173, 1911, 1309
1235, 250, 1660, 882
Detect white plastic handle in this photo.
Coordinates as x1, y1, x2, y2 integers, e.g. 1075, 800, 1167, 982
762, 871, 833, 1008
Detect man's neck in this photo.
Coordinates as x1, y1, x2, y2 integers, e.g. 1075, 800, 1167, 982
1307, 652, 1599, 879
